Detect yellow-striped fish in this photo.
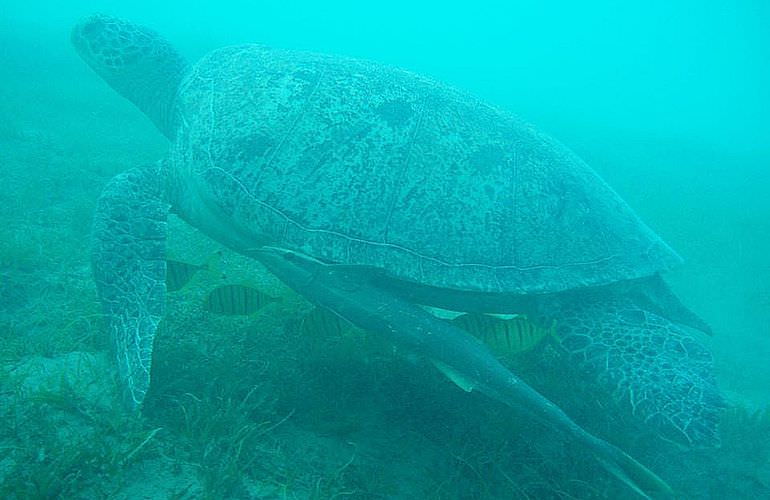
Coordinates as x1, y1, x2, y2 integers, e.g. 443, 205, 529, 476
166, 259, 206, 292
204, 284, 277, 315
451, 313, 556, 357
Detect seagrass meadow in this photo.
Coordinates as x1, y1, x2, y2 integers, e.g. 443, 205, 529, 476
1, 1, 768, 498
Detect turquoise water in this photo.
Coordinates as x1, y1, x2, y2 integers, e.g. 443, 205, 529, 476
1, 1, 768, 498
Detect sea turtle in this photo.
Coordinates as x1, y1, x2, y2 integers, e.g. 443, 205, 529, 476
72, 14, 722, 497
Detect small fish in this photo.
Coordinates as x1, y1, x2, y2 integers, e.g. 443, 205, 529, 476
451, 313, 556, 357
165, 259, 206, 292
204, 284, 277, 315
300, 307, 350, 337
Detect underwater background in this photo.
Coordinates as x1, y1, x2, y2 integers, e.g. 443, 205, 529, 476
1, 0, 768, 498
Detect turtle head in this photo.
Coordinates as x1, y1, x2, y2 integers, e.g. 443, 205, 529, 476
72, 14, 189, 139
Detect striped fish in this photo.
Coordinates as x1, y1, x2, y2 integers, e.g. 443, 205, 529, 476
300, 307, 351, 337
451, 313, 556, 356
166, 259, 206, 292
204, 284, 277, 315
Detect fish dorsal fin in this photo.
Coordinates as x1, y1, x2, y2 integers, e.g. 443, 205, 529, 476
431, 359, 475, 392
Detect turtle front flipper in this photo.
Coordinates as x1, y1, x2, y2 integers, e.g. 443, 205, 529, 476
544, 294, 725, 447
92, 164, 169, 409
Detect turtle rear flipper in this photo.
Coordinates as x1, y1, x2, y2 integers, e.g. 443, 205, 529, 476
548, 295, 725, 447
634, 274, 713, 335
92, 164, 169, 409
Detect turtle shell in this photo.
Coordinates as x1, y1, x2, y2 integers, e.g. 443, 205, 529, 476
169, 45, 681, 295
